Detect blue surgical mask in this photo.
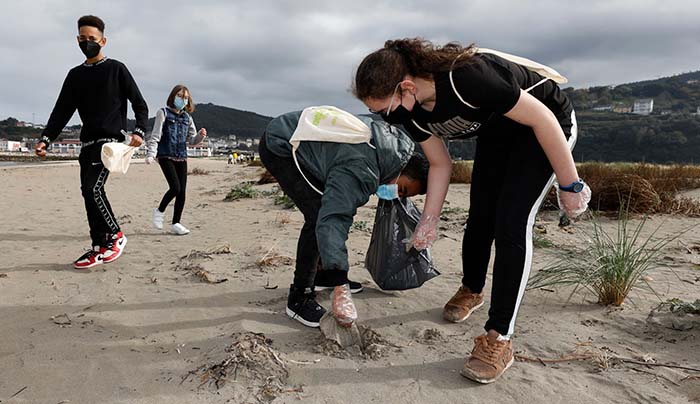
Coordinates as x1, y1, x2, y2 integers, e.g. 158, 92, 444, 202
376, 183, 399, 200
174, 96, 188, 110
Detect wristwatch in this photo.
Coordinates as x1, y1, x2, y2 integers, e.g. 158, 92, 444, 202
559, 178, 585, 193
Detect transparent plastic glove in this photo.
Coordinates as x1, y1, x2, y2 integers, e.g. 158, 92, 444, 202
405, 214, 439, 251
145, 156, 155, 165
331, 284, 357, 327
557, 182, 592, 218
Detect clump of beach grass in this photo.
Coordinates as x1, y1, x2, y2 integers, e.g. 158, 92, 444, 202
189, 167, 210, 176
533, 233, 555, 249
450, 161, 472, 184
529, 209, 690, 306
224, 183, 259, 201
274, 193, 296, 209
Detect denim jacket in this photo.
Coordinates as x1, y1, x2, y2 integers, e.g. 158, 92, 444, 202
146, 107, 204, 159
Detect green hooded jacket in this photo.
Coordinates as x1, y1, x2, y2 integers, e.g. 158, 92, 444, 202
264, 111, 415, 272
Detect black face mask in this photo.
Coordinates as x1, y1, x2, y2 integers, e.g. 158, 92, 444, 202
380, 91, 428, 125
380, 104, 413, 125
79, 40, 101, 59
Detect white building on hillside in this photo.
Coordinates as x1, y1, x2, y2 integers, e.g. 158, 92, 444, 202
0, 139, 22, 151
633, 99, 654, 115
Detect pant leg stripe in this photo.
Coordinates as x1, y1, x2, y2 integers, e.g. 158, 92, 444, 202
93, 166, 119, 233
506, 109, 578, 336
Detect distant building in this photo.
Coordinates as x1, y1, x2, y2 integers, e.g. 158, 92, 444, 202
592, 105, 613, 112
50, 138, 82, 155
633, 99, 654, 115
187, 146, 212, 157
613, 106, 632, 113
0, 139, 22, 151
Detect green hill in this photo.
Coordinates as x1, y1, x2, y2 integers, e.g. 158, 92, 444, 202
563, 71, 700, 114
447, 70, 700, 164
128, 103, 272, 139
6, 70, 700, 163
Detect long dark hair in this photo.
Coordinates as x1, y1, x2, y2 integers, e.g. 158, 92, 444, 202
353, 38, 476, 100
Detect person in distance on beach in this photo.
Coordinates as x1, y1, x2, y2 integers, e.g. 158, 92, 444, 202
35, 15, 148, 270
145, 85, 207, 235
353, 38, 591, 383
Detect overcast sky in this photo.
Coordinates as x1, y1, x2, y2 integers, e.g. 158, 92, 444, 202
1, 0, 699, 125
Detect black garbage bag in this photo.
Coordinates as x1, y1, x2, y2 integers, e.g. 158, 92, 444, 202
364, 197, 440, 290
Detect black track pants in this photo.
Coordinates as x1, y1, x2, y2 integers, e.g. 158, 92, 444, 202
461, 110, 577, 336
79, 143, 120, 247
157, 158, 188, 224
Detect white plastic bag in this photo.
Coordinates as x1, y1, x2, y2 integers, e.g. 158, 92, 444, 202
101, 142, 136, 174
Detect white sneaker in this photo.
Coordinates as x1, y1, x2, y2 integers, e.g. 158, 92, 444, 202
171, 223, 190, 235
152, 208, 165, 230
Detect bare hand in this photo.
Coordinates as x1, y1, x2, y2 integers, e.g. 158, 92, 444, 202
199, 128, 207, 138
129, 134, 143, 147
35, 141, 47, 157
146, 156, 155, 165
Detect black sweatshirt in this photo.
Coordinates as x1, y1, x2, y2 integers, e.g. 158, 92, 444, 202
41, 58, 148, 144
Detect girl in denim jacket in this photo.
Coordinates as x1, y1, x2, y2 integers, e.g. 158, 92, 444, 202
146, 85, 206, 235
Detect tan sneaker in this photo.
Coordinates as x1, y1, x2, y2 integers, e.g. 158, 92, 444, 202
460, 334, 514, 384
443, 286, 484, 323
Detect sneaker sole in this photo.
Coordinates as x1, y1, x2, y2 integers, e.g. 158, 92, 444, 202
444, 301, 484, 323
315, 285, 364, 294
460, 356, 515, 384
171, 227, 190, 235
74, 259, 103, 270
285, 307, 321, 328
103, 236, 127, 264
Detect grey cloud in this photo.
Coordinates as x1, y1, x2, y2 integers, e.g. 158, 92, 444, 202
0, 0, 698, 125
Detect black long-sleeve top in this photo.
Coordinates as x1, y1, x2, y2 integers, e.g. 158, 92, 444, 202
41, 58, 148, 143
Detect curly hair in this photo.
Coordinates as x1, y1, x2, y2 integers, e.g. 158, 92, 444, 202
353, 38, 477, 100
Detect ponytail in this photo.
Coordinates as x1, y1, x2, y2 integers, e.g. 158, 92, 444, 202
353, 38, 476, 100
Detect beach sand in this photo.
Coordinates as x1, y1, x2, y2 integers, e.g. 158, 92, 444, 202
0, 159, 698, 403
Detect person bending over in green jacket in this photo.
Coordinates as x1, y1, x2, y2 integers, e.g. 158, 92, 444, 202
259, 106, 429, 328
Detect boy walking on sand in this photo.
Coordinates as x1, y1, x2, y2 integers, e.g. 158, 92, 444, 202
35, 15, 149, 269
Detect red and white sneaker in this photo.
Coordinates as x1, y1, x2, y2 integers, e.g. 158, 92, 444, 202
101, 231, 127, 264
74, 247, 104, 269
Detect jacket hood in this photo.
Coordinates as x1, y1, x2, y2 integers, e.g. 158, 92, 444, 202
359, 116, 415, 184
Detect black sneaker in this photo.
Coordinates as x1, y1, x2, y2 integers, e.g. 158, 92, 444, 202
286, 285, 326, 328
314, 272, 364, 294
